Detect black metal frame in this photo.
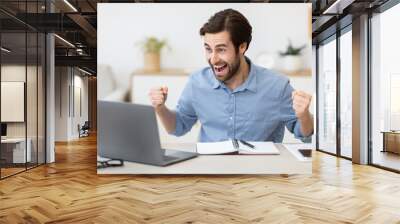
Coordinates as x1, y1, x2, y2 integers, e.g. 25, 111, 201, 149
25, 3, 28, 172
0, 0, 47, 180
315, 0, 400, 171
0, 22, 2, 179
315, 20, 353, 162
367, 10, 373, 166
315, 44, 319, 151
336, 26, 341, 158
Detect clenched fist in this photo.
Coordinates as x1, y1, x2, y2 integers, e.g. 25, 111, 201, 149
149, 86, 168, 108
292, 90, 312, 119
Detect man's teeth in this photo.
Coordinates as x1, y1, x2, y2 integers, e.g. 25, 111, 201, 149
215, 64, 226, 72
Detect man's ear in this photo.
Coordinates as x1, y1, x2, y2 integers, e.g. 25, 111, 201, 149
239, 42, 247, 54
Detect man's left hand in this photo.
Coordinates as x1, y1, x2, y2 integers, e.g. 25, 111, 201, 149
292, 90, 312, 119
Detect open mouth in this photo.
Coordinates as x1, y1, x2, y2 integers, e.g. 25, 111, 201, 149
214, 64, 228, 74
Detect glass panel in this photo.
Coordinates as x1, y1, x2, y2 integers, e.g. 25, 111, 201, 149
38, 32, 45, 165
0, 1, 46, 178
24, 0, 39, 170
371, 4, 400, 171
27, 31, 38, 169
391, 75, 400, 130
340, 30, 352, 158
318, 38, 337, 154
1, 31, 27, 177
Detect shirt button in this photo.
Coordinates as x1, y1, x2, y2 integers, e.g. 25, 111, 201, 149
230, 117, 233, 120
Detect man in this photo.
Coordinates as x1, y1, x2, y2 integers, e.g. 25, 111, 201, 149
149, 9, 313, 143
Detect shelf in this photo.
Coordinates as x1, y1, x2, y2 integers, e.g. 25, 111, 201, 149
275, 68, 312, 77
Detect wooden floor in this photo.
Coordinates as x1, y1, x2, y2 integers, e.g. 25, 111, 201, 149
373, 151, 400, 171
1, 135, 400, 223
1, 167, 26, 178
1, 163, 45, 178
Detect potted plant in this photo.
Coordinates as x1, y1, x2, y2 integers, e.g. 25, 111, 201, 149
279, 40, 305, 72
138, 37, 169, 73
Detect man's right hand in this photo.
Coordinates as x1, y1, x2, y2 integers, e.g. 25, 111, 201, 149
148, 86, 176, 133
149, 86, 168, 109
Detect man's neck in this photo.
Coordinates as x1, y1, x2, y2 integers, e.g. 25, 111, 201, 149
225, 57, 250, 91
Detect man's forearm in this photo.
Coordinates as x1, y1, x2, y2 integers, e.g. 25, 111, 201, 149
155, 105, 177, 134
299, 112, 314, 137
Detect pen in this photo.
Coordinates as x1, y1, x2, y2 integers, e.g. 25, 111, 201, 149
232, 139, 239, 149
239, 140, 255, 149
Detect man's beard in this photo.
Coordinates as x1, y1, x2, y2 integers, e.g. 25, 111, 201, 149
209, 55, 241, 82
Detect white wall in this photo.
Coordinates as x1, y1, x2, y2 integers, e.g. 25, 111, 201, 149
1, 65, 35, 138
98, 3, 312, 89
55, 67, 69, 141
71, 74, 89, 138
55, 67, 89, 141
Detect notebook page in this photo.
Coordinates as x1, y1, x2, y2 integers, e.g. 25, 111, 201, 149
196, 141, 236, 154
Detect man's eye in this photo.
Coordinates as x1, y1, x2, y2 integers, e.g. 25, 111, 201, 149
217, 49, 226, 53
205, 48, 212, 53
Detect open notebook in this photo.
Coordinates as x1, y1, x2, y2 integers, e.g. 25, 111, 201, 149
196, 140, 280, 155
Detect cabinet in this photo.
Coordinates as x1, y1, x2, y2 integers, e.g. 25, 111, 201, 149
1, 138, 32, 165
382, 131, 400, 154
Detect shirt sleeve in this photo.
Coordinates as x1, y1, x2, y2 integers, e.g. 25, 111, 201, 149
279, 79, 312, 143
171, 76, 198, 137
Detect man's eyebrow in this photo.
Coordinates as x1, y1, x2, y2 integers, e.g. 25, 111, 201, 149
215, 44, 227, 48
203, 43, 227, 48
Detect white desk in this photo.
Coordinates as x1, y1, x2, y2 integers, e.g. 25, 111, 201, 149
1, 138, 31, 163
98, 143, 312, 175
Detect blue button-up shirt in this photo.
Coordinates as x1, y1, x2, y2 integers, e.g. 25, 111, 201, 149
172, 58, 312, 143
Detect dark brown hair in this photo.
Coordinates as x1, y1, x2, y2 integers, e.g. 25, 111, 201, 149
199, 9, 252, 52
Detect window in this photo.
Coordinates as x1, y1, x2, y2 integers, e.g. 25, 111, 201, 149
370, 2, 400, 171
317, 37, 337, 154
339, 29, 352, 158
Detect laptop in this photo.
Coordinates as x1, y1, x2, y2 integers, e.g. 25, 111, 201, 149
97, 100, 197, 166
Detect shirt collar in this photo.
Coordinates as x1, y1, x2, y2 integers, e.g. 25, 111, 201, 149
241, 57, 257, 93
212, 75, 220, 89
211, 56, 257, 93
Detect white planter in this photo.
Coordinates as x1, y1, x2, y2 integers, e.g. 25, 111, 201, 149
255, 52, 275, 69
281, 55, 303, 72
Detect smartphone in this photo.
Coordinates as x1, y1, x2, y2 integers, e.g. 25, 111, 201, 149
298, 149, 312, 157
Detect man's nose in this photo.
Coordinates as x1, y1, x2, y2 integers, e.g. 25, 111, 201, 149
210, 53, 219, 65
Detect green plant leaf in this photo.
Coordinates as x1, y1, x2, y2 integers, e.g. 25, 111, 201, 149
137, 36, 169, 53
280, 39, 305, 56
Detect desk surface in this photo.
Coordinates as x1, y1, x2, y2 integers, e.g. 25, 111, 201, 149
1, 138, 27, 143
381, 131, 400, 134
98, 143, 312, 175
